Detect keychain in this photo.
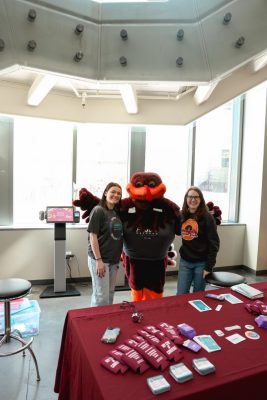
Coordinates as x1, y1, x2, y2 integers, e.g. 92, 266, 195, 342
120, 301, 144, 323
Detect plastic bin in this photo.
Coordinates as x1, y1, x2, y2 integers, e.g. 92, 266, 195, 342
0, 297, 31, 316
0, 299, 41, 338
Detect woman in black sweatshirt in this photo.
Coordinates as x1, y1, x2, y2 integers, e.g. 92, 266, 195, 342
177, 186, 220, 294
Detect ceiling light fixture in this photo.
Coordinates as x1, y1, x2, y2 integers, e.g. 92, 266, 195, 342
194, 81, 219, 105
81, 91, 89, 108
120, 84, 138, 114
28, 9, 37, 22
235, 36, 245, 48
75, 24, 84, 35
27, 75, 57, 106
250, 51, 267, 73
223, 12, 232, 25
27, 40, 37, 51
120, 29, 128, 40
119, 56, 127, 66
0, 39, 5, 51
74, 51, 84, 62
176, 29, 184, 41
176, 57, 183, 67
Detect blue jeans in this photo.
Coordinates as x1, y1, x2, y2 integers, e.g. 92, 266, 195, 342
177, 258, 206, 294
88, 257, 119, 307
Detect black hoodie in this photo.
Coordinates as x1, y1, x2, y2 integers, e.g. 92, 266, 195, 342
179, 212, 220, 272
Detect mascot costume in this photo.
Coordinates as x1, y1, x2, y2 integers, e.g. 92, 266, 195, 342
74, 172, 180, 301
73, 172, 222, 302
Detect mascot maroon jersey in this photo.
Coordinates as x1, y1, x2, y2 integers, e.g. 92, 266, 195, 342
73, 172, 181, 301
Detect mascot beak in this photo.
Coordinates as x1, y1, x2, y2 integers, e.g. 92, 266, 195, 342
144, 185, 153, 201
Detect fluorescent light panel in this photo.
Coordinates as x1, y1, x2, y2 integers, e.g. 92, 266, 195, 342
27, 75, 57, 106
120, 84, 138, 114
194, 81, 218, 105
250, 52, 267, 73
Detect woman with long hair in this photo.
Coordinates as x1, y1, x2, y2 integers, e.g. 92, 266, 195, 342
177, 186, 220, 294
87, 182, 123, 306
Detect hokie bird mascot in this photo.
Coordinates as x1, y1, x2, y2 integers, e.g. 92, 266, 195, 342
73, 172, 222, 302
73, 172, 181, 301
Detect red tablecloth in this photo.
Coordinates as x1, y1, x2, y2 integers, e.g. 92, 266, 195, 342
54, 282, 267, 400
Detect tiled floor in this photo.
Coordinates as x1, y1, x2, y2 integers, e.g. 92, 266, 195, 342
0, 269, 266, 400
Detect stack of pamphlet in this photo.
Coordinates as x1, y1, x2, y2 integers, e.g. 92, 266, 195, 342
231, 283, 264, 299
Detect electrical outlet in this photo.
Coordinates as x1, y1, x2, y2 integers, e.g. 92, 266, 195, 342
66, 251, 74, 259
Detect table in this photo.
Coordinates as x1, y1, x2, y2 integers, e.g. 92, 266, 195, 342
54, 282, 267, 400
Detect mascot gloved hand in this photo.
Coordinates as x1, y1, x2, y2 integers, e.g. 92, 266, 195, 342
167, 244, 177, 267
206, 201, 222, 226
73, 188, 99, 223
74, 172, 181, 302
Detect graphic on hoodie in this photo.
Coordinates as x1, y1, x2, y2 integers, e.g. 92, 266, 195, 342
181, 218, 198, 241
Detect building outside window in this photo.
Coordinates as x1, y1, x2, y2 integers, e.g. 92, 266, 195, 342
75, 124, 129, 200
0, 96, 243, 226
145, 125, 190, 206
193, 99, 242, 221
13, 117, 73, 226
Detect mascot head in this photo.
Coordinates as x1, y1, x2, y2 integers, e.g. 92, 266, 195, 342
126, 172, 166, 202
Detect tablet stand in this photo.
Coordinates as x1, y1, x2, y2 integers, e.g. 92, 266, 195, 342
40, 222, 80, 298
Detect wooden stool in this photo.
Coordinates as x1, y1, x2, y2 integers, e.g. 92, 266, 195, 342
205, 271, 246, 287
0, 278, 40, 381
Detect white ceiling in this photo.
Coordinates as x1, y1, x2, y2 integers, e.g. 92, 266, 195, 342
0, 0, 267, 113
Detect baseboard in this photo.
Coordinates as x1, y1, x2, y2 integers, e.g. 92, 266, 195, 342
31, 277, 90, 285
214, 265, 267, 276
166, 270, 178, 276
29, 265, 267, 286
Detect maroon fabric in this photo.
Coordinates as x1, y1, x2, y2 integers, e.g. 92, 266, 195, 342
108, 349, 128, 364
122, 253, 168, 293
135, 340, 170, 371
156, 338, 183, 362
137, 329, 161, 345
101, 356, 128, 374
55, 282, 267, 400
121, 348, 150, 374
157, 322, 184, 345
143, 324, 166, 339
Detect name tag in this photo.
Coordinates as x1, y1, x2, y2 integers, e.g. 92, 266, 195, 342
153, 208, 163, 213
128, 207, 136, 213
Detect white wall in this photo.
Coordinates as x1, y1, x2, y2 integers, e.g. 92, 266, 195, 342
0, 227, 87, 281
0, 224, 245, 281
1, 64, 267, 126
239, 83, 267, 272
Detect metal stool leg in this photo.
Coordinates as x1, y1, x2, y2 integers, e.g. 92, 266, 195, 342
0, 299, 41, 381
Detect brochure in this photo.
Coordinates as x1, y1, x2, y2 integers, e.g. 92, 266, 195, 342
221, 293, 243, 304
188, 300, 212, 312
193, 335, 221, 352
231, 283, 264, 299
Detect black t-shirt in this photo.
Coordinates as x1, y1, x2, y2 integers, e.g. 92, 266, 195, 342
87, 205, 123, 264
123, 220, 175, 260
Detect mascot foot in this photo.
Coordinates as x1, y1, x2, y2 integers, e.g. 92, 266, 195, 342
131, 288, 163, 302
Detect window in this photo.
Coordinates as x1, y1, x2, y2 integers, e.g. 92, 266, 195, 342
1, 97, 243, 227
13, 117, 73, 225
145, 125, 190, 206
193, 99, 242, 222
76, 124, 129, 201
